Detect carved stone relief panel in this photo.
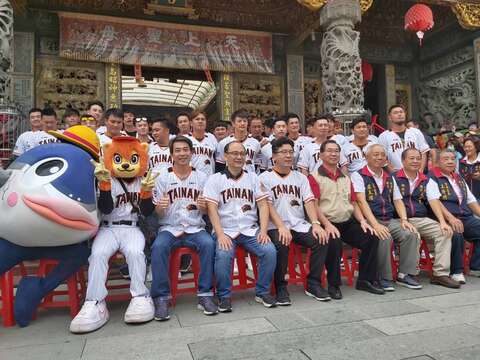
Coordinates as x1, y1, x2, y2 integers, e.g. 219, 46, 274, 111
420, 46, 474, 80
234, 73, 284, 119
304, 78, 322, 119
417, 63, 476, 130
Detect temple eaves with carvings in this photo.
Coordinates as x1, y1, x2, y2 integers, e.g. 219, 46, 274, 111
14, 0, 480, 37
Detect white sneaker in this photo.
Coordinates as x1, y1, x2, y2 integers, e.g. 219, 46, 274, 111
124, 296, 155, 323
451, 273, 466, 284
69, 300, 109, 334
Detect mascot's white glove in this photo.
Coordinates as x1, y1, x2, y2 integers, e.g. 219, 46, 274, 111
90, 157, 111, 190
140, 169, 159, 194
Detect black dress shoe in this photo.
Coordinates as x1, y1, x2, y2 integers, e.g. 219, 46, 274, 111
355, 280, 385, 295
328, 285, 343, 300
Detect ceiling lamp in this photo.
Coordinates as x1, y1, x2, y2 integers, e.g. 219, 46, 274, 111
404, 3, 434, 46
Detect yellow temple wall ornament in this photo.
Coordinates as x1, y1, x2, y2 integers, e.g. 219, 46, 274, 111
295, 0, 327, 11
452, 3, 480, 30
296, 0, 372, 13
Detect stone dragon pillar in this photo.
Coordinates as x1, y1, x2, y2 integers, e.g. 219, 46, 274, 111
0, 0, 13, 102
320, 0, 364, 116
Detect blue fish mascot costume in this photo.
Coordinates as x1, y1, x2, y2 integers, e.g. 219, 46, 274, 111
0, 125, 100, 327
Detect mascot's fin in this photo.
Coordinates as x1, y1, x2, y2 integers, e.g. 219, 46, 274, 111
14, 276, 45, 327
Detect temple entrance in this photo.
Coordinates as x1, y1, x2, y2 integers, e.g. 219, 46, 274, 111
120, 65, 219, 126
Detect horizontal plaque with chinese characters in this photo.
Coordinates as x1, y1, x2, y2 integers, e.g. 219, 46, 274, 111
59, 13, 273, 74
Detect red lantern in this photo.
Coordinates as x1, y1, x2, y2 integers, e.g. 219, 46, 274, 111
361, 60, 373, 85
404, 4, 434, 46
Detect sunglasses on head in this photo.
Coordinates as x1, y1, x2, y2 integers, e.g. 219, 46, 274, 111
135, 117, 148, 122
81, 116, 95, 122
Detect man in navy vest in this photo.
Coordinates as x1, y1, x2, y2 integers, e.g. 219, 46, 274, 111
394, 148, 459, 288
428, 149, 480, 284
352, 144, 421, 291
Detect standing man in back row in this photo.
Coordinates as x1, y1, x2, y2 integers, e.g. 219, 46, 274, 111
12, 108, 43, 158
187, 111, 217, 177
297, 115, 330, 175
378, 104, 430, 173
216, 109, 261, 174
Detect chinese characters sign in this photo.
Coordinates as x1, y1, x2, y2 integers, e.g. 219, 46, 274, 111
59, 13, 273, 74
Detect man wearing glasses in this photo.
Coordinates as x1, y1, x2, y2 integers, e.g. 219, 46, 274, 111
309, 140, 385, 298
204, 141, 276, 312
259, 137, 330, 305
80, 114, 98, 131
135, 117, 152, 144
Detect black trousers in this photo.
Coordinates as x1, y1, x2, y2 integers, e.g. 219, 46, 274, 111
325, 217, 379, 286
269, 228, 328, 290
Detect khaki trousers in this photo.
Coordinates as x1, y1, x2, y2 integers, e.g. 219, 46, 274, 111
409, 217, 452, 277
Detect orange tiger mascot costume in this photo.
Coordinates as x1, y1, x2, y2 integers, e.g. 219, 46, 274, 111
70, 136, 157, 334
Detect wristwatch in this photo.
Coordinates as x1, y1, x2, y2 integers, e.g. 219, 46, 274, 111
312, 220, 321, 226
400, 217, 408, 221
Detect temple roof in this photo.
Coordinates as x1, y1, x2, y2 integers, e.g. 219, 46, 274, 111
14, 0, 480, 47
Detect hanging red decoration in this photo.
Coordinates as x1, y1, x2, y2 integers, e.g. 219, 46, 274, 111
404, 4, 434, 46
361, 60, 373, 85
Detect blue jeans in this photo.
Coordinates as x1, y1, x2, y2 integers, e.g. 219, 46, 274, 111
451, 215, 480, 274
0, 238, 90, 295
150, 230, 215, 300
214, 234, 276, 299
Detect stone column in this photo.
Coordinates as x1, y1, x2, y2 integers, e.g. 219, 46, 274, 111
286, 54, 305, 126
385, 64, 396, 113
0, 0, 14, 102
319, 0, 363, 115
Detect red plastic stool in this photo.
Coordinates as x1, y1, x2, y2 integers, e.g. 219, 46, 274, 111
36, 260, 85, 318
391, 243, 399, 279
105, 252, 132, 302
340, 247, 354, 286
0, 270, 15, 327
419, 238, 434, 276
1, 263, 39, 327
287, 243, 308, 288
169, 247, 200, 305
292, 244, 354, 288
232, 246, 258, 290
464, 241, 476, 274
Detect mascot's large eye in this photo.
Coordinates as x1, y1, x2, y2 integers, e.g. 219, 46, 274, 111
131, 154, 139, 164
113, 154, 122, 164
35, 160, 64, 176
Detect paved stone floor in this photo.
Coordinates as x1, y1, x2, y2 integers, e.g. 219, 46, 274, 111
2, 274, 480, 359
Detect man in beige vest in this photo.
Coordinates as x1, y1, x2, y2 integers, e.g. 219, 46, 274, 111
309, 140, 384, 298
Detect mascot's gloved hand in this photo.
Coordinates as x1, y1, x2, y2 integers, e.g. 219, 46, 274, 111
90, 157, 111, 191
140, 169, 159, 198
